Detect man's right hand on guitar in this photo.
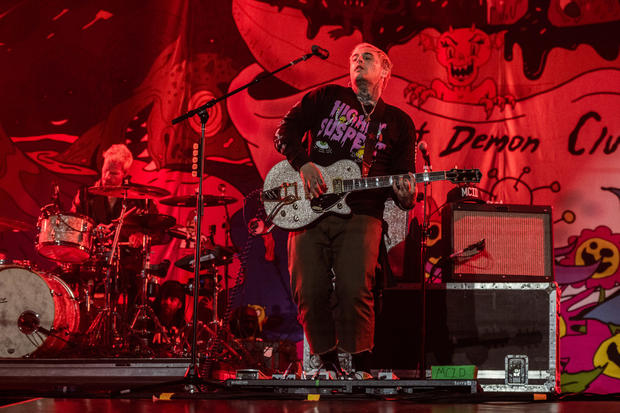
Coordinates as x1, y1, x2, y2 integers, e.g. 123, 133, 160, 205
300, 162, 327, 198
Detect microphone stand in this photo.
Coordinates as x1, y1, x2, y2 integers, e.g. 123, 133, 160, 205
418, 159, 431, 379
167, 48, 322, 390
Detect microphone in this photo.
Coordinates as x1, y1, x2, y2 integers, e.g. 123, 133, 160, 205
450, 238, 485, 259
466, 238, 485, 253
311, 45, 329, 60
418, 140, 431, 165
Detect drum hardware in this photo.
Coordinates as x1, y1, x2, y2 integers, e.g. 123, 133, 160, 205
129, 233, 168, 339
121, 212, 176, 246
184, 272, 218, 297
71, 183, 174, 354
194, 321, 245, 361
166, 191, 238, 362
159, 194, 237, 207
146, 279, 160, 298
121, 202, 176, 345
146, 259, 171, 279
82, 278, 96, 314
84, 200, 137, 350
122, 213, 176, 232
168, 224, 204, 249
168, 224, 193, 240
173, 245, 235, 273
15, 309, 73, 351
129, 236, 172, 350
17, 310, 42, 335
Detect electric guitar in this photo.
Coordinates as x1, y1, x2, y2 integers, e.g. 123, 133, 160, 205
262, 159, 481, 230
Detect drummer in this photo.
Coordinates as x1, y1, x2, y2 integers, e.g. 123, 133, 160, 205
71, 144, 157, 306
72, 144, 153, 241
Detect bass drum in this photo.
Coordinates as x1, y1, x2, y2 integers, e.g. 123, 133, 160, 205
0, 266, 80, 358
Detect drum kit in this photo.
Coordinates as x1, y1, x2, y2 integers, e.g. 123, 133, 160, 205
0, 182, 238, 359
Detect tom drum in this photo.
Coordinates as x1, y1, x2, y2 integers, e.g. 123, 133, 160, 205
36, 212, 94, 264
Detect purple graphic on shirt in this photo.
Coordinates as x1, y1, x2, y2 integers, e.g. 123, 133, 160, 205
317, 100, 387, 157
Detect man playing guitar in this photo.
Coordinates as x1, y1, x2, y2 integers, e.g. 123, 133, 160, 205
273, 43, 417, 376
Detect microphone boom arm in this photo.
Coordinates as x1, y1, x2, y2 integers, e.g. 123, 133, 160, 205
172, 49, 322, 125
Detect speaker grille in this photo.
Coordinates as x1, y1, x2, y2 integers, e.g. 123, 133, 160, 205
446, 204, 553, 281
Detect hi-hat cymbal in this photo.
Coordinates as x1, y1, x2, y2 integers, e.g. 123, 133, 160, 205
88, 183, 170, 199
0, 217, 31, 232
159, 194, 237, 207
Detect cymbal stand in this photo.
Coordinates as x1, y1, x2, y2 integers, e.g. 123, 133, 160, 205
130, 229, 168, 344
85, 196, 135, 350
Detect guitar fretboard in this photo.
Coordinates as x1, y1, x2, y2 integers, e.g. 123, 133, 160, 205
343, 171, 451, 192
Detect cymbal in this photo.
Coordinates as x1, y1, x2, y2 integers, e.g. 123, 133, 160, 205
0, 216, 31, 232
88, 183, 170, 199
174, 245, 236, 271
159, 194, 237, 207
122, 213, 176, 234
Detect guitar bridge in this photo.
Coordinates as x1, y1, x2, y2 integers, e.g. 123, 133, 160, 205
262, 182, 299, 202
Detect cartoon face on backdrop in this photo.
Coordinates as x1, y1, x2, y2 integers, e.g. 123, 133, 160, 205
435, 27, 493, 88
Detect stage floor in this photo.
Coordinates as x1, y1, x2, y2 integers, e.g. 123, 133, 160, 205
0, 357, 617, 412
1, 397, 620, 413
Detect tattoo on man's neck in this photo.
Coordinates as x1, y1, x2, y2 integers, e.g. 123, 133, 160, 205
355, 81, 380, 105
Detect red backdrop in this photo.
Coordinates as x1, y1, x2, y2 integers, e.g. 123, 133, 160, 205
1, 0, 619, 393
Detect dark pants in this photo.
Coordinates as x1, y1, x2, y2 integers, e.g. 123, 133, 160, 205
288, 214, 382, 355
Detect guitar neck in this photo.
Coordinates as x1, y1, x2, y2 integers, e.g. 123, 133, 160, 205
342, 170, 450, 193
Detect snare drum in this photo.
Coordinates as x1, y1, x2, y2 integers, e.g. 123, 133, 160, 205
36, 212, 95, 264
0, 266, 80, 358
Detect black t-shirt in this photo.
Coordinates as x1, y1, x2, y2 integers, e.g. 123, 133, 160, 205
274, 84, 416, 219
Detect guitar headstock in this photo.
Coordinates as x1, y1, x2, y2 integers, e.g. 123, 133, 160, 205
446, 168, 482, 183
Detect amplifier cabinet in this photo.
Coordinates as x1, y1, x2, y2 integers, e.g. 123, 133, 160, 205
373, 282, 560, 393
442, 203, 554, 282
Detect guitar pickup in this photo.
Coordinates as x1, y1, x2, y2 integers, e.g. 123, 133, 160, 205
262, 182, 299, 202
332, 179, 343, 193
